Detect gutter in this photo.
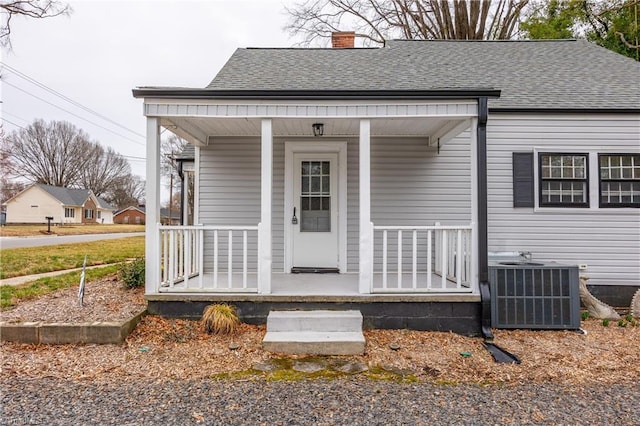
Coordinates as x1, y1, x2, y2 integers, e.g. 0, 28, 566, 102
490, 107, 640, 114
132, 88, 502, 100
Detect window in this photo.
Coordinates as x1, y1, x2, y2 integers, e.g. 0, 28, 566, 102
97, 211, 101, 219
599, 154, 640, 207
84, 209, 94, 219
539, 153, 589, 207
64, 208, 75, 218
300, 160, 331, 232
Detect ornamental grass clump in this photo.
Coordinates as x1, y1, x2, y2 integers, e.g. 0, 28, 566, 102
201, 303, 239, 335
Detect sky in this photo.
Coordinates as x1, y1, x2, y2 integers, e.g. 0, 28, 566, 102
1, 0, 301, 178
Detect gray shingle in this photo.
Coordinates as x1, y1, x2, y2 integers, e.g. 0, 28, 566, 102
95, 197, 115, 210
206, 39, 640, 110
37, 184, 92, 206
36, 184, 114, 210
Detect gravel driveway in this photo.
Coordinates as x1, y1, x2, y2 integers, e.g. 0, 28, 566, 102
1, 378, 637, 425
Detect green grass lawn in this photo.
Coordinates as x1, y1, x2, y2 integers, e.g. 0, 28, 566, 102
0, 236, 144, 279
1, 265, 122, 309
0, 224, 144, 237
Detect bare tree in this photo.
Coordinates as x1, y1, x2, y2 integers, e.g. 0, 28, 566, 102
1, 1, 71, 48
285, 0, 532, 46
161, 134, 187, 214
0, 140, 26, 204
0, 177, 26, 204
1, 119, 90, 187
1, 119, 135, 201
161, 134, 187, 180
79, 144, 131, 198
104, 174, 145, 209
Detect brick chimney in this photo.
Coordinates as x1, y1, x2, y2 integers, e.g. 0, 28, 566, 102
331, 31, 355, 48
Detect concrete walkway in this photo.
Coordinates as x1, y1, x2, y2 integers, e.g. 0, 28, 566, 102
0, 263, 119, 287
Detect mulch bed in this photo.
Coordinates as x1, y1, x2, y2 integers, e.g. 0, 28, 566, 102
1, 275, 638, 385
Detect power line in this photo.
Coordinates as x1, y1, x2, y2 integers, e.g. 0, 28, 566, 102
1, 63, 146, 139
3, 110, 146, 164
3, 80, 145, 146
1, 117, 25, 130
2, 110, 30, 124
122, 155, 146, 163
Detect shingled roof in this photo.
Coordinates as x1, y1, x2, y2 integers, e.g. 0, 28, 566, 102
36, 184, 115, 210
206, 39, 639, 111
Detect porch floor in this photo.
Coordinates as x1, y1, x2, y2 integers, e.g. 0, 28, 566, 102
154, 272, 478, 302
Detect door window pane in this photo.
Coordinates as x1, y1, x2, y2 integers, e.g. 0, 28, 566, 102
300, 160, 331, 231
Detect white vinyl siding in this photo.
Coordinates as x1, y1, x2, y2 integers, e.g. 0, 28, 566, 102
5, 186, 77, 224
487, 113, 640, 287
198, 138, 261, 273
197, 134, 473, 274
369, 135, 472, 272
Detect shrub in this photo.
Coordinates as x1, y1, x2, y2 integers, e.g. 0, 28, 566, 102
119, 258, 145, 289
201, 303, 239, 335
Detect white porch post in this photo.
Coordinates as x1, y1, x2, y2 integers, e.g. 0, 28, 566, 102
359, 119, 372, 293
470, 117, 479, 293
258, 118, 272, 293
145, 117, 161, 294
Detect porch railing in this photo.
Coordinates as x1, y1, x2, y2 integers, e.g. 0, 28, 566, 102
372, 224, 473, 292
159, 225, 259, 292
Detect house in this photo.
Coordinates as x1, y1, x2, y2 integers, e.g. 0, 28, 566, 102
133, 36, 640, 332
113, 206, 181, 225
3, 184, 115, 224
113, 206, 146, 225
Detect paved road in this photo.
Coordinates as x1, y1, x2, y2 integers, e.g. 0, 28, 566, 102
0, 232, 144, 249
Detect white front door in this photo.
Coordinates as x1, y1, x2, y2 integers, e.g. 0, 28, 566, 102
291, 153, 339, 269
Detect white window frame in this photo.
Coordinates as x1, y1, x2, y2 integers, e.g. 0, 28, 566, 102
64, 208, 75, 218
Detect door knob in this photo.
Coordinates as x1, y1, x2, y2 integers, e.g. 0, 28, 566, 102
291, 207, 298, 224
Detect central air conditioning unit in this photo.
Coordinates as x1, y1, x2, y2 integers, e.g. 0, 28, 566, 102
488, 252, 580, 330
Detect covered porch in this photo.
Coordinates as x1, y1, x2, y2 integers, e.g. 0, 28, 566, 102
139, 92, 494, 300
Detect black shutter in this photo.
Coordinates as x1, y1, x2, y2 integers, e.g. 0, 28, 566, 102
513, 152, 534, 207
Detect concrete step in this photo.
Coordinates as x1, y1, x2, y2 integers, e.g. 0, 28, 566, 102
266, 310, 362, 333
262, 331, 365, 355
263, 310, 365, 355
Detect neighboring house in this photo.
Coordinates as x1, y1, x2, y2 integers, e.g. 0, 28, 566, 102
133, 36, 639, 331
113, 206, 180, 225
3, 184, 115, 224
114, 206, 146, 225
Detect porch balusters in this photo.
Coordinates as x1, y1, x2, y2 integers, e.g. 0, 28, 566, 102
373, 224, 473, 292
159, 225, 258, 292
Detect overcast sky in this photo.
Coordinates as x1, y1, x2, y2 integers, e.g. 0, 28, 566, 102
1, 0, 301, 178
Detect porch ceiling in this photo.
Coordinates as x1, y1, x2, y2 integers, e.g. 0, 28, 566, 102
162, 116, 467, 143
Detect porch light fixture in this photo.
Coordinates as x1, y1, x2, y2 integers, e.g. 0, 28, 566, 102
312, 123, 324, 137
